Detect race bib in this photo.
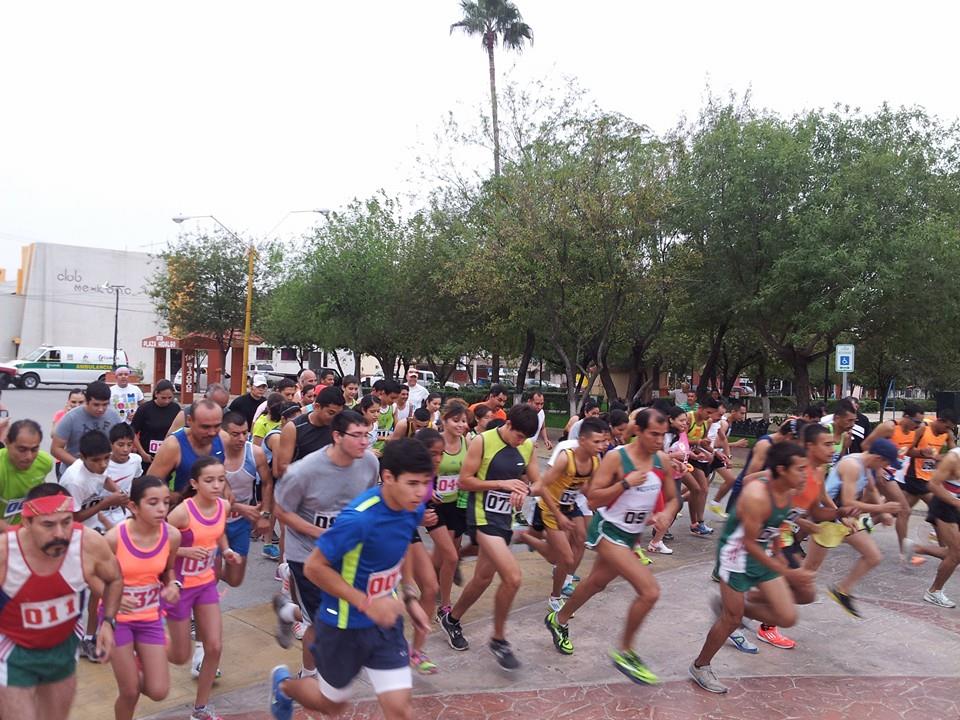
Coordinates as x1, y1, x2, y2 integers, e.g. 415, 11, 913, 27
80, 494, 102, 512
21, 593, 81, 629
181, 551, 215, 576
3, 498, 25, 519
365, 561, 402, 600
621, 509, 647, 530
435, 475, 459, 500
484, 490, 513, 515
757, 525, 781, 544
922, 459, 937, 473
313, 512, 337, 530
559, 489, 579, 506
123, 583, 161, 611
148, 439, 163, 454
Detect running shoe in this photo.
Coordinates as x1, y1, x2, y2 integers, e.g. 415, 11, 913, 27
757, 625, 796, 649
272, 594, 294, 649
435, 604, 452, 624
707, 502, 728, 519
262, 544, 281, 561
489, 638, 520, 670
828, 585, 862, 619
688, 662, 728, 694
711, 568, 720, 583
544, 610, 573, 655
647, 540, 673, 555
410, 649, 438, 674
190, 705, 224, 720
548, 596, 566, 612
191, 644, 223, 679
663, 531, 674, 541
611, 649, 658, 685
292, 621, 305, 640
923, 589, 957, 608
900, 538, 926, 566
633, 546, 653, 565
560, 575, 581, 597
79, 636, 98, 662
269, 665, 293, 720
690, 522, 714, 536
728, 630, 759, 654
439, 611, 469, 651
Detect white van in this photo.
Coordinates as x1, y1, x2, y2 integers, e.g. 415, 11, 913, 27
1, 346, 128, 389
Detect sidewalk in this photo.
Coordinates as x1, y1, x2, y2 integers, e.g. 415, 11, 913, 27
74, 508, 958, 720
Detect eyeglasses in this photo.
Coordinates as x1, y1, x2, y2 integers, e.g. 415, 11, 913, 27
340, 431, 370, 442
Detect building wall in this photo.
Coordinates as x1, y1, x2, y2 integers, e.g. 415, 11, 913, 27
0, 295, 26, 362
14, 243, 164, 382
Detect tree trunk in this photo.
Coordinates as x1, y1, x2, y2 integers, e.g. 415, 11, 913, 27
353, 350, 361, 377
491, 353, 501, 383
792, 354, 812, 411
486, 34, 501, 178
756, 355, 770, 422
696, 323, 727, 401
599, 363, 619, 403
513, 328, 535, 404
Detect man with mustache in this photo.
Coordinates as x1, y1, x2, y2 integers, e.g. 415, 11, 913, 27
0, 483, 123, 720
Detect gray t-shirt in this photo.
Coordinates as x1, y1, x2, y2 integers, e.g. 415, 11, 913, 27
274, 447, 379, 563
54, 406, 123, 457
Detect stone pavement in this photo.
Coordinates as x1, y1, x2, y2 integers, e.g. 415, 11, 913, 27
103, 510, 960, 720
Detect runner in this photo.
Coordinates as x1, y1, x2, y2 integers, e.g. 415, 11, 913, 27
317, 369, 337, 387
97, 423, 145, 532
544, 409, 675, 686
131, 380, 180, 473
805, 439, 905, 619
51, 381, 123, 477
164, 456, 241, 720
251, 393, 285, 444
526, 390, 553, 450
370, 380, 400, 456
390, 407, 435, 440
166, 384, 230, 437
51, 388, 85, 436
562, 399, 600, 441
707, 399, 749, 516
424, 393, 443, 426
272, 410, 379, 680
228, 374, 268, 428
687, 398, 721, 535
901, 410, 957, 524
425, 401, 470, 621
109, 367, 144, 424
689, 442, 815, 694
823, 400, 857, 467
468, 384, 509, 423
522, 417, 607, 612
0, 420, 54, 529
903, 447, 960, 606
725, 418, 806, 513
149, 399, 226, 497
394, 386, 413, 423
439, 404, 540, 670
341, 375, 360, 410
221, 412, 274, 586
0, 483, 122, 720
104, 475, 181, 720
269, 437, 434, 720
862, 404, 926, 561
272, 386, 345, 478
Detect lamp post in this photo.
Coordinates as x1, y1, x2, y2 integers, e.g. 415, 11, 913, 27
100, 283, 126, 370
172, 210, 328, 396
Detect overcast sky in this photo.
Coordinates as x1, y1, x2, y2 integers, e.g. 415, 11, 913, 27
2, 0, 957, 274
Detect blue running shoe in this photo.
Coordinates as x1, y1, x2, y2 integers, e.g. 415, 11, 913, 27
270, 665, 293, 720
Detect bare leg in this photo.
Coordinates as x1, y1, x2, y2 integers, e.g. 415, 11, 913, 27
836, 531, 882, 594
377, 687, 414, 720
428, 526, 459, 608
471, 534, 521, 640
879, 481, 912, 552
0, 686, 40, 720
450, 548, 495, 620
557, 552, 619, 624
192, 602, 223, 708
930, 520, 960, 592
110, 642, 141, 720
409, 542, 438, 654
712, 467, 737, 503
594, 540, 660, 650
165, 617, 193, 665
35, 675, 78, 720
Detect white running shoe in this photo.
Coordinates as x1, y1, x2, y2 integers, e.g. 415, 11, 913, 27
647, 540, 673, 555
190, 643, 222, 679
923, 589, 956, 608
548, 596, 566, 612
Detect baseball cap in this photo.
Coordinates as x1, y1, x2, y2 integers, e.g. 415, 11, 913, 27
252, 374, 268, 387
870, 438, 902, 470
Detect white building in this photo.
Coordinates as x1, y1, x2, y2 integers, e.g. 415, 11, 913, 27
0, 243, 164, 382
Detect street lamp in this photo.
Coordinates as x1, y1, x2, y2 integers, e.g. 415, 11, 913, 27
100, 282, 127, 370
171, 210, 327, 396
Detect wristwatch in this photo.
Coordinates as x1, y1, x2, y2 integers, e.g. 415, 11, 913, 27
102, 616, 117, 631
620, 478, 631, 491
260, 511, 272, 518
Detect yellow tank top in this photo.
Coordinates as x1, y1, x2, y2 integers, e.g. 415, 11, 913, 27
539, 449, 599, 509
687, 412, 710, 443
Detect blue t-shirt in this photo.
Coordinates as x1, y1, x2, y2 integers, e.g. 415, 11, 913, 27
315, 486, 424, 630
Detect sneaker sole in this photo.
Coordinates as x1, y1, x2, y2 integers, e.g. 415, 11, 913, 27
688, 667, 728, 694
828, 591, 862, 619
923, 595, 956, 609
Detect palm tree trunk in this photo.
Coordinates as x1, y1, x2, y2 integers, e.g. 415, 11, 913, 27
486, 33, 500, 177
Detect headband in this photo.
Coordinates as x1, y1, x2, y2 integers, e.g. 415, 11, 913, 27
22, 495, 75, 518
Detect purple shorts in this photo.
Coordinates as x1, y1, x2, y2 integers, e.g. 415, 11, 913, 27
161, 581, 219, 621
115, 618, 166, 647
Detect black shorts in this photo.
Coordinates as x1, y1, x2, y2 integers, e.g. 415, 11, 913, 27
426, 502, 467, 537
903, 475, 930, 498
927, 496, 960, 526
691, 459, 712, 475
288, 560, 323, 626
468, 523, 513, 544
530, 503, 582, 532
710, 455, 727, 472
312, 619, 408, 689
410, 528, 422, 544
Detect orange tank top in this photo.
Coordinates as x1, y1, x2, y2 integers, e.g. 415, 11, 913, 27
915, 426, 947, 481
176, 498, 225, 589
116, 521, 171, 622
793, 466, 822, 512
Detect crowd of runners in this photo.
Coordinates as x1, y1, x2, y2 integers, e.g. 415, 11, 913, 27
0, 368, 958, 720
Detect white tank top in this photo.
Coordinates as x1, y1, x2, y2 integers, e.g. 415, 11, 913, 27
598, 448, 663, 533
225, 442, 258, 511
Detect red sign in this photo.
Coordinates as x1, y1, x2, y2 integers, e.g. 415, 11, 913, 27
142, 334, 179, 349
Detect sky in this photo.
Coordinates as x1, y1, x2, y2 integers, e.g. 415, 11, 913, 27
2, 0, 958, 274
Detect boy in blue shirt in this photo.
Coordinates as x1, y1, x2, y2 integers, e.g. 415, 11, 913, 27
270, 437, 434, 720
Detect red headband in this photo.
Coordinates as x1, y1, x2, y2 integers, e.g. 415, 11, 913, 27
22, 495, 75, 518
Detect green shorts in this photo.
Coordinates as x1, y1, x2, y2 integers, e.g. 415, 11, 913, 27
585, 513, 640, 550
0, 632, 79, 687
718, 566, 780, 593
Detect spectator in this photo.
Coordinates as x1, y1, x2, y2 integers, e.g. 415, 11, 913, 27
109, 366, 145, 423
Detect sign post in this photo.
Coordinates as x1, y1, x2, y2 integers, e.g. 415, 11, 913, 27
835, 344, 855, 397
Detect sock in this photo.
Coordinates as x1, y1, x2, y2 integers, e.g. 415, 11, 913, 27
448, 614, 460, 624
83, 634, 95, 641
564, 574, 575, 586
760, 623, 772, 631
298, 666, 318, 678
278, 602, 298, 623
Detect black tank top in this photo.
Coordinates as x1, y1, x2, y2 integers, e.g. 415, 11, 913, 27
292, 413, 332, 462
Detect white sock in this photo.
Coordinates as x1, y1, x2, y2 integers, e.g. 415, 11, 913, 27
564, 574, 575, 586
299, 666, 318, 678
278, 602, 298, 623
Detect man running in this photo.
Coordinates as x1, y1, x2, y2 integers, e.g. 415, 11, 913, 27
526, 390, 553, 451
51, 381, 123, 475
805, 439, 905, 618
707, 399, 749, 517
0, 420, 54, 529
149, 399, 227, 496
272, 410, 379, 681
901, 410, 956, 522
0, 483, 123, 720
689, 442, 815, 694
439, 404, 540, 670
269, 437, 434, 720
904, 447, 960, 607
687, 397, 721, 535
544, 409, 676, 685
272, 386, 345, 478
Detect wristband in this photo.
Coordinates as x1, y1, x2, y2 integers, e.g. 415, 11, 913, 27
171, 580, 183, 590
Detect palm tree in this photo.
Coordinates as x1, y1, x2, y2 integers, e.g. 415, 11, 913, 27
451, 0, 533, 177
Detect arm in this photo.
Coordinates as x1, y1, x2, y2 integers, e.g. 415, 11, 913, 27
50, 434, 76, 467
585, 450, 626, 510
861, 421, 893, 453
166, 410, 186, 437
456, 435, 528, 494
388, 420, 408, 443
736, 488, 795, 576
253, 445, 274, 537
538, 420, 552, 449
85, 529, 123, 662
929, 452, 960, 509
159, 526, 183, 603
745, 439, 770, 475
147, 436, 180, 485
272, 421, 297, 479
839, 461, 900, 514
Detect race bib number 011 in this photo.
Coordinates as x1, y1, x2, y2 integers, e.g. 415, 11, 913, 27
484, 490, 512, 515
365, 561, 402, 599
21, 593, 81, 630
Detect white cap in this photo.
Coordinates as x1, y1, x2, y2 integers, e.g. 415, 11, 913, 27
252, 374, 268, 387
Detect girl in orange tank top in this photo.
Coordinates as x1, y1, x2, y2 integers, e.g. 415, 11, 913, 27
104, 475, 182, 720
164, 456, 239, 719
